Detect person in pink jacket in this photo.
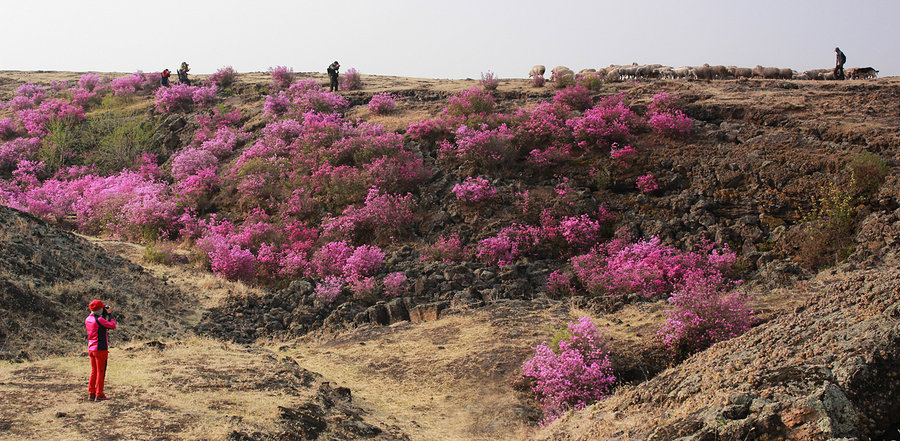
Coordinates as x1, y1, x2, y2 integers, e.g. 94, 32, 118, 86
85, 299, 116, 401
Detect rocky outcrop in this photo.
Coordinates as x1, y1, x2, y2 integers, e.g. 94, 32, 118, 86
537, 253, 900, 441
0, 206, 189, 360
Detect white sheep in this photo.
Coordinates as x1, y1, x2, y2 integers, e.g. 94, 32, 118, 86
529, 65, 546, 78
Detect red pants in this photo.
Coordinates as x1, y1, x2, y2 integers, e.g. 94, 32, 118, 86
88, 350, 108, 396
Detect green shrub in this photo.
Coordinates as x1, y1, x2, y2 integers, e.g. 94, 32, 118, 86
848, 153, 888, 199
143, 241, 179, 265
797, 183, 856, 269
40, 120, 80, 171
86, 112, 158, 174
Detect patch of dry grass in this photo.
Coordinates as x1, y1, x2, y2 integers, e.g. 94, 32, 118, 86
0, 337, 301, 440
270, 302, 570, 441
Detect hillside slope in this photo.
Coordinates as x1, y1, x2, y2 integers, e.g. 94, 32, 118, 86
1, 71, 899, 440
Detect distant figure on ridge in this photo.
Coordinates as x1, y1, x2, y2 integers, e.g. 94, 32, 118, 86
161, 68, 171, 87
85, 299, 117, 402
178, 62, 191, 85
834, 47, 846, 80
327, 61, 340, 92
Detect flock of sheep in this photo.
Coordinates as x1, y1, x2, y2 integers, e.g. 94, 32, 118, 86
529, 64, 879, 82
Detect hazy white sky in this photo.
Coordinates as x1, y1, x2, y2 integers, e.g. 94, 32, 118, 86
2, 0, 897, 78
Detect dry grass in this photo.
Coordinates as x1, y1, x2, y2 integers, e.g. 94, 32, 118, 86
87, 237, 266, 313
0, 337, 302, 441
269, 302, 570, 441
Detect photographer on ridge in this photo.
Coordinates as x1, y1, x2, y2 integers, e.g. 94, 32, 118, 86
85, 299, 116, 402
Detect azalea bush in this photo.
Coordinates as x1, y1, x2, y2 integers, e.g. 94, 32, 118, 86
522, 317, 616, 424
452, 176, 497, 203
570, 236, 737, 299
341, 68, 362, 90
636, 173, 658, 193
208, 66, 237, 88
553, 85, 593, 111
445, 86, 495, 117
421, 234, 468, 262
438, 123, 514, 167
269, 66, 295, 90
367, 93, 398, 115
480, 71, 499, 90
647, 111, 692, 137
658, 271, 752, 356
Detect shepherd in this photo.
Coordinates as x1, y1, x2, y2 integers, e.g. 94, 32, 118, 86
85, 299, 116, 402
834, 47, 846, 80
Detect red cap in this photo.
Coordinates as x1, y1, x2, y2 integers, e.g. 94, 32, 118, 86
89, 299, 105, 311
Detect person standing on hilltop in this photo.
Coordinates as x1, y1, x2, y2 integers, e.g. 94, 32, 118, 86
327, 61, 340, 92
178, 62, 191, 85
161, 68, 171, 87
834, 47, 846, 80
85, 299, 116, 402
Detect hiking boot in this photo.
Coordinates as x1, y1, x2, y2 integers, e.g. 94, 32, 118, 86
88, 394, 96, 401
94, 394, 110, 401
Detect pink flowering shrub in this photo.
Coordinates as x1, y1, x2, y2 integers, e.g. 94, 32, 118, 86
208, 66, 237, 88
383, 272, 407, 297
609, 143, 636, 167
110, 72, 148, 96
406, 117, 459, 144
545, 270, 575, 297
445, 86, 495, 117
311, 241, 355, 277
199, 126, 247, 157
438, 123, 514, 167
314, 276, 345, 303
269, 66, 295, 90
263, 91, 291, 119
636, 173, 658, 193
195, 107, 242, 131
17, 82, 47, 98
343, 244, 384, 278
192, 85, 218, 107
567, 101, 636, 150
7, 96, 38, 111
367, 93, 398, 115
421, 234, 468, 262
658, 271, 752, 356
0, 138, 42, 171
50, 80, 69, 92
452, 177, 497, 203
531, 74, 545, 88
341, 68, 362, 90
136, 153, 161, 179
321, 188, 415, 243
521, 317, 616, 424
68, 87, 99, 107
570, 236, 737, 299
77, 73, 104, 91
0, 117, 20, 140
477, 225, 537, 266
480, 71, 500, 90
288, 81, 349, 114
647, 110, 692, 137
154, 84, 196, 112
553, 85, 593, 111
647, 91, 679, 114
646, 92, 691, 137
171, 147, 218, 180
